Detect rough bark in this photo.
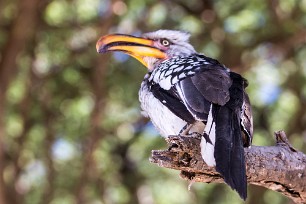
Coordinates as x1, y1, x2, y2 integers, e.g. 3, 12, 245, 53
150, 131, 306, 204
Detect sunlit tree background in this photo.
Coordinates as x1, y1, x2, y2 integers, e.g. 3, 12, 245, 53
0, 0, 305, 203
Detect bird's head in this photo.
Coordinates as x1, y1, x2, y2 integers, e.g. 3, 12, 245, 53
96, 30, 196, 71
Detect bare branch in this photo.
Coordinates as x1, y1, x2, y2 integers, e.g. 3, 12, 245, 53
150, 131, 306, 204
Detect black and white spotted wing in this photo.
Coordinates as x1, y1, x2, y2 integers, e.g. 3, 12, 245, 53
177, 65, 232, 121
148, 54, 232, 122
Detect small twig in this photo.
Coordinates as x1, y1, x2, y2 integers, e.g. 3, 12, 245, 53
275, 130, 298, 152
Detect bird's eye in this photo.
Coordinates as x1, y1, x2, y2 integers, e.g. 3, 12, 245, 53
160, 39, 170, 47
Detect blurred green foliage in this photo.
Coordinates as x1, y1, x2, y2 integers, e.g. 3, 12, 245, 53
0, 0, 305, 204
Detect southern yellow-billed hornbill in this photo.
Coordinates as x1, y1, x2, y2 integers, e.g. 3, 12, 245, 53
96, 30, 253, 199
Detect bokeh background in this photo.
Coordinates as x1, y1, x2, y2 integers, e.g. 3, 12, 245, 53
0, 0, 305, 203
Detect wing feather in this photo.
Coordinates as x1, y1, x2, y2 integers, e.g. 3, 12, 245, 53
177, 65, 232, 121
177, 77, 210, 120
191, 68, 232, 106
150, 83, 195, 124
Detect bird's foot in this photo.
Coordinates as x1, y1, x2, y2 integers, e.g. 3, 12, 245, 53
179, 132, 202, 139
178, 124, 193, 136
186, 132, 202, 139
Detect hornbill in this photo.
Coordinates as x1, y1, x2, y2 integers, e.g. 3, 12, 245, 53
96, 30, 253, 200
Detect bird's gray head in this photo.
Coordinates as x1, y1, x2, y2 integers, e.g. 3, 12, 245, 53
142, 30, 196, 57
96, 30, 196, 71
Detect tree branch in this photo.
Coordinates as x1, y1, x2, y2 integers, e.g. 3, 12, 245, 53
150, 131, 306, 204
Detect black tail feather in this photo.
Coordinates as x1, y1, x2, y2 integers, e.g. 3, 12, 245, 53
214, 104, 247, 200
213, 72, 248, 199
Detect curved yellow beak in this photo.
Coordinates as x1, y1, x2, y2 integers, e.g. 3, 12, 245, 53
96, 34, 167, 68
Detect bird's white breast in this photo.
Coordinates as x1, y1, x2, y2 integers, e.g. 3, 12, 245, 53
139, 81, 187, 137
